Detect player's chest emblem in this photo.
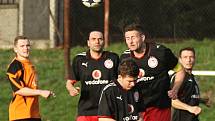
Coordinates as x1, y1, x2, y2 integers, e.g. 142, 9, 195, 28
148, 56, 158, 68
92, 70, 102, 79
104, 59, 113, 69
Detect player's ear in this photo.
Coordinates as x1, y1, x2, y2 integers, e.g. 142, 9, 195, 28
87, 40, 90, 47
14, 47, 18, 53
179, 57, 182, 64
141, 34, 145, 42
118, 75, 122, 81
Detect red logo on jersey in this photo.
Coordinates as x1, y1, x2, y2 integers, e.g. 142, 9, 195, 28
92, 70, 102, 79
104, 59, 113, 69
128, 104, 134, 114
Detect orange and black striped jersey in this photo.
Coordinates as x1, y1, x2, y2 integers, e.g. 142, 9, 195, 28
7, 57, 40, 120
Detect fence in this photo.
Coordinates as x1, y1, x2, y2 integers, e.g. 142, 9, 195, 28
70, 0, 215, 46
0, 0, 214, 47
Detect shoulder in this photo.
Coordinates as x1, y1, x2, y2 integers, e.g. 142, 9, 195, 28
73, 52, 87, 60
120, 49, 130, 59
102, 82, 117, 93
150, 43, 175, 55
122, 49, 131, 54
150, 43, 169, 51
76, 51, 87, 57
7, 59, 23, 74
104, 51, 119, 58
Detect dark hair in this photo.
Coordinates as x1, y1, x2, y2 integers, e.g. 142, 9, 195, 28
123, 23, 153, 43
179, 47, 195, 57
14, 36, 29, 46
118, 58, 139, 78
124, 23, 144, 34
86, 27, 104, 41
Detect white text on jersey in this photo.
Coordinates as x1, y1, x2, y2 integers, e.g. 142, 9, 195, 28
85, 79, 109, 85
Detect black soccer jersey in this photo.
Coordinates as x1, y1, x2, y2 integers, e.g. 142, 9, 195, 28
98, 81, 142, 121
71, 50, 119, 116
120, 43, 178, 108
171, 72, 200, 121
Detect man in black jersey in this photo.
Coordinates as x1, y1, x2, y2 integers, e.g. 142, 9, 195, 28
98, 58, 143, 121
121, 23, 185, 121
66, 30, 119, 121
171, 47, 211, 121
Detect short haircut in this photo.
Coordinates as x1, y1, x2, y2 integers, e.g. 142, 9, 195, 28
14, 36, 29, 46
179, 47, 195, 57
118, 58, 139, 78
124, 23, 144, 34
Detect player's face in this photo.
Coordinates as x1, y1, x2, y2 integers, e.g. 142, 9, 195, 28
125, 30, 145, 51
14, 39, 31, 60
87, 31, 104, 52
179, 50, 195, 70
118, 75, 136, 90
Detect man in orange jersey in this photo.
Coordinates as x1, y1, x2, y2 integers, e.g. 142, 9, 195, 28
7, 36, 54, 121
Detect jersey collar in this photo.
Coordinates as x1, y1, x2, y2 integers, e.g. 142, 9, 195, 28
86, 50, 107, 60
130, 43, 151, 59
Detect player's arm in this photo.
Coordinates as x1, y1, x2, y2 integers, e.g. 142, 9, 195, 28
66, 56, 81, 96
99, 118, 116, 121
66, 79, 80, 96
98, 87, 115, 121
15, 87, 53, 98
168, 63, 185, 99
172, 99, 201, 115
7, 61, 53, 99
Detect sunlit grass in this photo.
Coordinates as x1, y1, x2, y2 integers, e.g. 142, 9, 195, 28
0, 39, 215, 121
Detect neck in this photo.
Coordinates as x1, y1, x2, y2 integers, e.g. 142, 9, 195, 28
90, 50, 102, 60
16, 55, 28, 61
185, 69, 192, 74
133, 43, 146, 58
117, 78, 123, 88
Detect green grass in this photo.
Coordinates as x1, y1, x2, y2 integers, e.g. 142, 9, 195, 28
0, 39, 215, 121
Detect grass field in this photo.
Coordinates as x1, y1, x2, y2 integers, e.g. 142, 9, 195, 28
0, 39, 215, 121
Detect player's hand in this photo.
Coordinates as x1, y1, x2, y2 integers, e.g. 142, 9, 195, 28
50, 91, 56, 98
188, 106, 201, 115
168, 89, 178, 99
68, 86, 80, 96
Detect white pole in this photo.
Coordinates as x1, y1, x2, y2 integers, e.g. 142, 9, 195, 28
169, 70, 215, 76
18, 0, 24, 35
49, 0, 57, 48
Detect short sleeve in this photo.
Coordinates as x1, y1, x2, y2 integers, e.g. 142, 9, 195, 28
71, 56, 80, 81
7, 60, 24, 91
98, 89, 114, 117
164, 48, 178, 70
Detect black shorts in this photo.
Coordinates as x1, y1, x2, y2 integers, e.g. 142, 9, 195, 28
14, 118, 42, 121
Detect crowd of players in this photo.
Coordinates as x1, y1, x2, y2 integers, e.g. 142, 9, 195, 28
7, 23, 211, 121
